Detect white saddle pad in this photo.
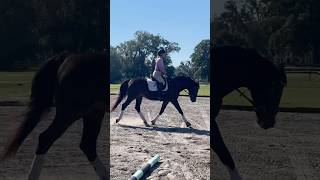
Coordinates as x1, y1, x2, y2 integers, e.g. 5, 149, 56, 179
146, 78, 168, 91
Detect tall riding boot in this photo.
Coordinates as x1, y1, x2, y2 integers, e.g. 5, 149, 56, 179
157, 83, 163, 101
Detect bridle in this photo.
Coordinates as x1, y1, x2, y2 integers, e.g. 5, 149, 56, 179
236, 80, 286, 112
235, 88, 255, 106
184, 87, 253, 104
236, 88, 267, 113
235, 65, 287, 113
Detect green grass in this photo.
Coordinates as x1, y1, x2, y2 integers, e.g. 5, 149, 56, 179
0, 72, 34, 102
0, 72, 319, 108
111, 73, 320, 108
110, 84, 121, 94
223, 73, 320, 108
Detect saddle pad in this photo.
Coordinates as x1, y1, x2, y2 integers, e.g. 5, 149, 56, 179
146, 78, 168, 91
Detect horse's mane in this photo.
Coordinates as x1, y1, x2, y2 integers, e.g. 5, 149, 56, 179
173, 76, 193, 80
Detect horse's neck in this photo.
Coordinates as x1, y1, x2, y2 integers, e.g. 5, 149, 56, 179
172, 78, 190, 92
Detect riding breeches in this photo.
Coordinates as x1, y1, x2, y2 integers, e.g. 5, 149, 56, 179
152, 71, 165, 85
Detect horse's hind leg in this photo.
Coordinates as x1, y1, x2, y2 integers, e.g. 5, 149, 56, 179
115, 95, 135, 123
135, 97, 149, 127
80, 103, 107, 180
28, 109, 80, 180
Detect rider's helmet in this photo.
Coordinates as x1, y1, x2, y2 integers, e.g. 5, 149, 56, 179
157, 48, 166, 56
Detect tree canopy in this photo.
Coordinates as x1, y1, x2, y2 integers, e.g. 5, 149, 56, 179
0, 0, 106, 70
110, 31, 209, 83
212, 0, 320, 64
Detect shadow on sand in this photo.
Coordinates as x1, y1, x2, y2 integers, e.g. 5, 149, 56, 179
117, 124, 209, 136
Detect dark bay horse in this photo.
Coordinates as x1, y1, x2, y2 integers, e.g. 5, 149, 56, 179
111, 76, 200, 127
1, 52, 108, 180
212, 46, 287, 179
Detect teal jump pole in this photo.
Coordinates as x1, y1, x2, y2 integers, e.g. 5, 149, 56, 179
129, 154, 160, 180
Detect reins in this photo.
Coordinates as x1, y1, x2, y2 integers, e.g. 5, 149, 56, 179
183, 89, 189, 95
235, 88, 255, 106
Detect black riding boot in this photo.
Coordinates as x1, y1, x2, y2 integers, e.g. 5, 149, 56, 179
157, 83, 164, 101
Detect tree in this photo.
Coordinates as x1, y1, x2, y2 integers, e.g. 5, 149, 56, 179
0, 0, 36, 69
34, 0, 106, 56
190, 39, 210, 81
175, 61, 195, 79
110, 47, 122, 83
0, 0, 107, 70
116, 31, 180, 79
213, 0, 320, 64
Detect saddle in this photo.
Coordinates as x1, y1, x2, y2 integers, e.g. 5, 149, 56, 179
146, 75, 168, 92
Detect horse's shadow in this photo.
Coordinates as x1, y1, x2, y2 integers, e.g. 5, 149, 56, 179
117, 124, 210, 136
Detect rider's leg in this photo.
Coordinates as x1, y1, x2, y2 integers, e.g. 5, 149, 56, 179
153, 71, 165, 99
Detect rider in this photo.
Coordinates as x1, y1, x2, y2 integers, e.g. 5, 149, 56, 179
153, 48, 167, 93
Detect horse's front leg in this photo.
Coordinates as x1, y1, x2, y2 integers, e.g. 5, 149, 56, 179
213, 120, 241, 180
135, 97, 150, 127
151, 100, 169, 125
171, 99, 191, 127
212, 98, 242, 180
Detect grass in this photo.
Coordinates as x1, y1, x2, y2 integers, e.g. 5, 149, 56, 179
222, 73, 320, 108
111, 73, 320, 108
0, 72, 34, 103
0, 72, 319, 108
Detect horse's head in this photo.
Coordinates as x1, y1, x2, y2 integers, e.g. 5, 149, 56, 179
188, 79, 200, 102
250, 65, 287, 129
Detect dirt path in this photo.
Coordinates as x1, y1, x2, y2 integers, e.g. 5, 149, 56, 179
0, 96, 210, 180
0, 107, 108, 180
2, 96, 317, 179
211, 110, 320, 180
110, 95, 210, 179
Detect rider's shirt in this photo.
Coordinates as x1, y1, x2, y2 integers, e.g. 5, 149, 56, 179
154, 57, 166, 75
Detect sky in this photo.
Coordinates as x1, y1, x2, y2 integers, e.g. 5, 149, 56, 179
110, 0, 210, 67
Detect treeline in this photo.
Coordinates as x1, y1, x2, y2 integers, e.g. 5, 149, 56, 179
212, 0, 320, 65
110, 31, 209, 83
0, 0, 107, 70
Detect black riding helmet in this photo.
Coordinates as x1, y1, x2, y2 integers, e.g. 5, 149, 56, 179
157, 48, 166, 56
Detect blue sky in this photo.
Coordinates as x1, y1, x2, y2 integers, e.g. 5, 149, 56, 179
111, 0, 210, 67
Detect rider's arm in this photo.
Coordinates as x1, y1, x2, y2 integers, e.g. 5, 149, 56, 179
159, 59, 166, 75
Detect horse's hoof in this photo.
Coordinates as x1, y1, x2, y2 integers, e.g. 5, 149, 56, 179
144, 122, 150, 127
186, 121, 191, 127
115, 119, 120, 123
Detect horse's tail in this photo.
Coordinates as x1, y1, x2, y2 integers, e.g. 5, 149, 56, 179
111, 80, 130, 111
1, 52, 68, 161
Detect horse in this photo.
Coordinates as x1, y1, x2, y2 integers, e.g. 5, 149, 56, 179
1, 52, 108, 180
211, 46, 287, 180
111, 76, 200, 127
